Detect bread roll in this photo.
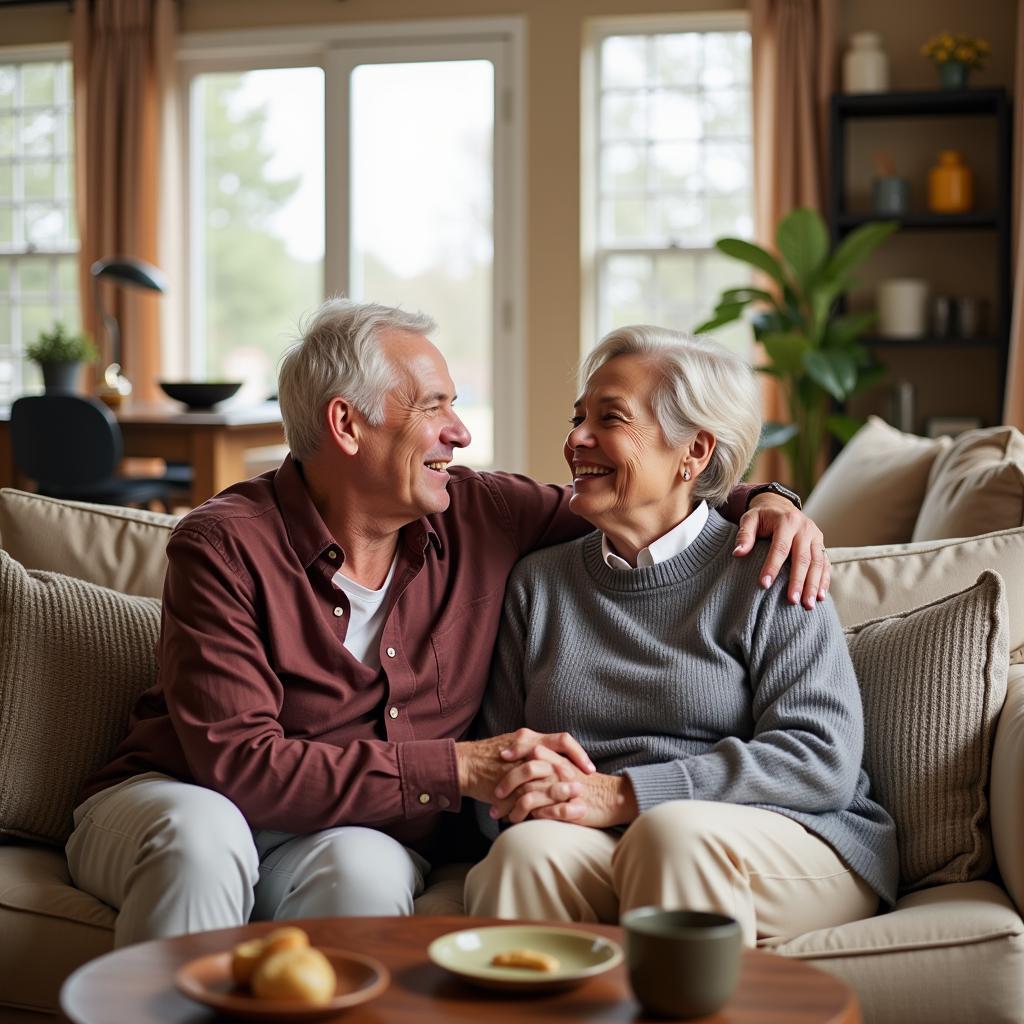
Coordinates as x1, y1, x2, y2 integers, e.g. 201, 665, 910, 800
252, 947, 337, 1005
230, 926, 311, 987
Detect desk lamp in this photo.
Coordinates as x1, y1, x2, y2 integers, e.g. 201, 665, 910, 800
91, 257, 168, 402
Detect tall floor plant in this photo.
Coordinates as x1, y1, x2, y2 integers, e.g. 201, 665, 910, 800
696, 208, 897, 496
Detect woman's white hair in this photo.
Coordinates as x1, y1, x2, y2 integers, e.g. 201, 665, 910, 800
278, 297, 436, 462
579, 325, 762, 507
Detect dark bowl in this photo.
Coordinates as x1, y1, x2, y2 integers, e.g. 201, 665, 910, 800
159, 381, 243, 410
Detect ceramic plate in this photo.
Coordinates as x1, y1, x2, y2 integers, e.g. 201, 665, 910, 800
427, 925, 623, 992
175, 947, 389, 1020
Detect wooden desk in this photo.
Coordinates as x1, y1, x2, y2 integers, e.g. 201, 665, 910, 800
0, 400, 285, 507
60, 916, 862, 1024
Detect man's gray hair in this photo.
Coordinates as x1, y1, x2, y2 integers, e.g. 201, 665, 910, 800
579, 325, 762, 507
278, 297, 436, 462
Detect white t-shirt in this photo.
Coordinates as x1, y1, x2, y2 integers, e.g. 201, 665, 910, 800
331, 554, 398, 669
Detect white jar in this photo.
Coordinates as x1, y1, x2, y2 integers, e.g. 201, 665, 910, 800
878, 279, 929, 338
843, 32, 889, 93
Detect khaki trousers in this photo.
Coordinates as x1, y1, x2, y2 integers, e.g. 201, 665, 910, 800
464, 800, 877, 946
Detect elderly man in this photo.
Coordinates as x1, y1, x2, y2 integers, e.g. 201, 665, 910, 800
66, 299, 829, 948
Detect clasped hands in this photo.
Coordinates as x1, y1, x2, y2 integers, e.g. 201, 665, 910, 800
455, 729, 638, 829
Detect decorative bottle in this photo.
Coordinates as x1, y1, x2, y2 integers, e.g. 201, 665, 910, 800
927, 150, 974, 213
842, 32, 889, 93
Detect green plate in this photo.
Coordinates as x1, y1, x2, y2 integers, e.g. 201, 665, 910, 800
427, 925, 623, 992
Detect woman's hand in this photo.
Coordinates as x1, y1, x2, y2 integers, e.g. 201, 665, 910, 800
490, 769, 639, 829
733, 493, 831, 609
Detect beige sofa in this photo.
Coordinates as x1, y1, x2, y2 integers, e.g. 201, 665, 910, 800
2, 419, 1024, 1024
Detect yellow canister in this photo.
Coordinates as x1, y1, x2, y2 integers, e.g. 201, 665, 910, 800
927, 150, 974, 213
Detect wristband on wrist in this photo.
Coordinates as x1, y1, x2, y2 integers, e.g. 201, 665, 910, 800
745, 481, 803, 512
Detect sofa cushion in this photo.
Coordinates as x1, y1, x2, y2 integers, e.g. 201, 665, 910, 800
803, 416, 950, 547
828, 526, 1024, 664
0, 552, 160, 845
777, 880, 1024, 1024
0, 488, 175, 598
845, 571, 1008, 891
912, 425, 1024, 542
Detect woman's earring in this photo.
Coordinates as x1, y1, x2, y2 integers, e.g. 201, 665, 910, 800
683, 467, 691, 482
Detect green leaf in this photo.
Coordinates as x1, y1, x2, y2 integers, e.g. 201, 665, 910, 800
825, 311, 877, 348
694, 306, 744, 333
824, 221, 899, 281
762, 331, 811, 375
803, 349, 858, 401
721, 287, 776, 304
775, 208, 829, 289
759, 421, 799, 449
826, 414, 864, 444
716, 237, 788, 289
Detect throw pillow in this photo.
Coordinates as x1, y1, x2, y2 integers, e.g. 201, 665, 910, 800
804, 417, 951, 547
845, 570, 1008, 891
0, 552, 160, 845
0, 488, 175, 598
829, 525, 1024, 664
912, 425, 1024, 542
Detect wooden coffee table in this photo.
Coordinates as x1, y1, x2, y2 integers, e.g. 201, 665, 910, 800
60, 916, 861, 1023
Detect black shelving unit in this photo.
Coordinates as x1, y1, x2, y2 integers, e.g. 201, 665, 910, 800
828, 87, 1012, 423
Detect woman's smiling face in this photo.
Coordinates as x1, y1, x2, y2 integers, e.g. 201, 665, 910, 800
563, 354, 690, 531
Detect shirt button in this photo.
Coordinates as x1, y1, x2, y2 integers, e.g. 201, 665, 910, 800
386, 647, 396, 658
328, 549, 338, 560
333, 606, 344, 617
389, 706, 399, 719
418, 793, 431, 805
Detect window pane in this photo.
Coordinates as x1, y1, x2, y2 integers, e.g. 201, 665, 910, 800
350, 59, 494, 467
595, 28, 752, 354
22, 64, 55, 106
22, 110, 57, 156
191, 68, 324, 402
20, 257, 49, 297
0, 68, 14, 110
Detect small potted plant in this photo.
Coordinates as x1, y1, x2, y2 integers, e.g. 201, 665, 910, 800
920, 32, 990, 90
26, 323, 98, 393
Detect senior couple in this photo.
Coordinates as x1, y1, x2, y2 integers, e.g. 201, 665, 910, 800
66, 298, 896, 950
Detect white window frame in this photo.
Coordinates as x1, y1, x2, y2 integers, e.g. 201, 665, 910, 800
0, 42, 77, 399
581, 11, 751, 358
177, 17, 525, 472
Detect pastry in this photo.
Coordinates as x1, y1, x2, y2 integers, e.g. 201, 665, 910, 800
251, 947, 337, 1005
490, 948, 560, 972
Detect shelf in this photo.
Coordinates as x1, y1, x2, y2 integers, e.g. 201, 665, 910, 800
862, 335, 1003, 349
832, 88, 1008, 119
836, 212, 1000, 231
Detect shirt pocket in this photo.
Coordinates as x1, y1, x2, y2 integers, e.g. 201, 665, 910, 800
430, 589, 502, 717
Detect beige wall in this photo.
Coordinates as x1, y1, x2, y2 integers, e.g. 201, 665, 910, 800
2, 0, 1017, 479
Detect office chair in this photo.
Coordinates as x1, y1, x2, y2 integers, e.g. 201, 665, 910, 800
10, 394, 191, 510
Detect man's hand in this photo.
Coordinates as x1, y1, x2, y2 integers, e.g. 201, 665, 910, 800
733, 492, 830, 609
455, 729, 595, 803
489, 769, 638, 829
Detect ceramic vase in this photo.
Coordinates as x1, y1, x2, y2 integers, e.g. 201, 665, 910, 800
939, 61, 969, 90
928, 150, 974, 213
40, 361, 80, 393
843, 32, 889, 93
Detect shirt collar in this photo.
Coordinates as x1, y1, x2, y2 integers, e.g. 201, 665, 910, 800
273, 454, 441, 569
601, 500, 709, 570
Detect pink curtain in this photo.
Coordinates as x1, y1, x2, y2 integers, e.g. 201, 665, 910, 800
748, 0, 839, 483
73, 0, 176, 402
1004, 1, 1024, 428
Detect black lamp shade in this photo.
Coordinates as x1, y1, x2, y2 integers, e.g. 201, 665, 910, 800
90, 257, 167, 293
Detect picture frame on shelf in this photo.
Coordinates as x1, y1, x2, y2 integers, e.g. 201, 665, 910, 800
925, 415, 982, 438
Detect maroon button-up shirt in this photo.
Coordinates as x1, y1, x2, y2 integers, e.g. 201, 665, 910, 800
82, 456, 753, 853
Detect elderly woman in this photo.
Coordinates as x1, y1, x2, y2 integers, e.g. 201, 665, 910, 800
464, 326, 897, 946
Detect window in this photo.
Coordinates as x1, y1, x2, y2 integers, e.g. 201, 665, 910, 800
189, 67, 325, 406
181, 21, 523, 470
0, 55, 78, 401
589, 20, 753, 354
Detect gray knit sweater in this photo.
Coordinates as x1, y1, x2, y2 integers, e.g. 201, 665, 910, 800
480, 509, 898, 907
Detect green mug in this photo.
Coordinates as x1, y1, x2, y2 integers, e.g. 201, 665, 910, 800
621, 907, 742, 1018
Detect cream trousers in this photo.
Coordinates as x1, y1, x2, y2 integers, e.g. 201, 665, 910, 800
464, 800, 877, 946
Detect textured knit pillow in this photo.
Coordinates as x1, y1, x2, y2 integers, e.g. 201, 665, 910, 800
845, 571, 1008, 891
912, 426, 1024, 542
0, 551, 160, 844
804, 417, 951, 547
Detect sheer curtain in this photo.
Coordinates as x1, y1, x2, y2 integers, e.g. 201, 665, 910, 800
73, 0, 176, 402
1003, 1, 1024, 429
749, 0, 838, 484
